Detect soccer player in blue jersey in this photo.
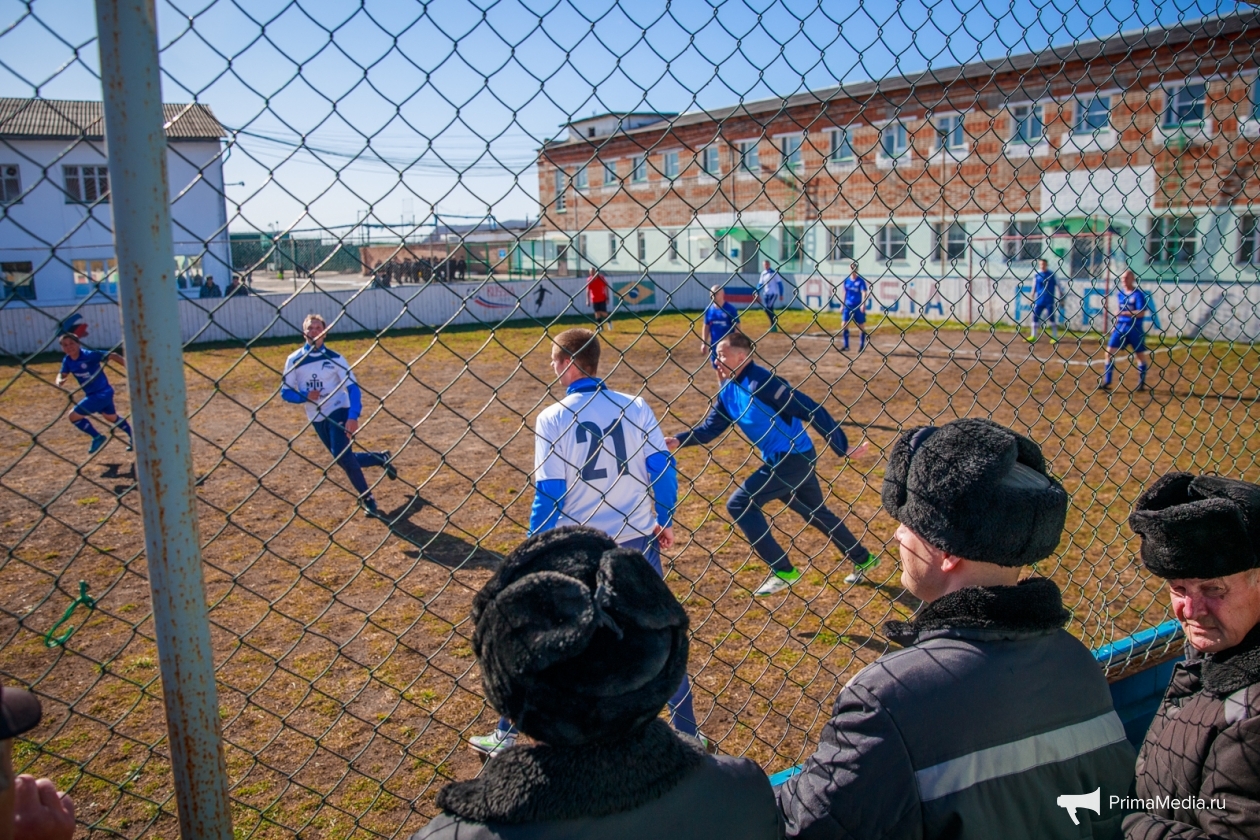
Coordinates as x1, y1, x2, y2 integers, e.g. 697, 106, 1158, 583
702, 285, 740, 376
1102, 269, 1151, 392
1028, 258, 1060, 343
281, 314, 397, 519
840, 263, 869, 351
469, 327, 700, 756
55, 333, 133, 455
666, 331, 875, 596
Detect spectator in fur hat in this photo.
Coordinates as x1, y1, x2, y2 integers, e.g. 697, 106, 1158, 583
410, 526, 781, 840
1124, 473, 1260, 839
778, 418, 1135, 840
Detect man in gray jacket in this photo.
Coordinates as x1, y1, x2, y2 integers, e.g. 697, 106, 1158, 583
778, 418, 1136, 839
1125, 473, 1260, 839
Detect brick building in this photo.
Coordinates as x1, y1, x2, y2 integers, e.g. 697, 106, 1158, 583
532, 11, 1260, 312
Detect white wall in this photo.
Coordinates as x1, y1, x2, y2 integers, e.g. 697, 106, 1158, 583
0, 138, 229, 304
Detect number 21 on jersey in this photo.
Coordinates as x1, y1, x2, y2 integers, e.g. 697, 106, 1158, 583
576, 421, 628, 481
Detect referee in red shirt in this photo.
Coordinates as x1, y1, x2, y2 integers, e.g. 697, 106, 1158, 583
586, 266, 611, 331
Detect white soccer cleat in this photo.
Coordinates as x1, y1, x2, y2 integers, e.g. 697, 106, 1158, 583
468, 728, 516, 756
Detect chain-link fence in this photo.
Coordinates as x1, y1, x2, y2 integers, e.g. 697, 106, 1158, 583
3, 0, 1260, 836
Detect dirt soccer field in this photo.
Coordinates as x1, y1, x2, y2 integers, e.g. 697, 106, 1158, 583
2, 309, 1258, 838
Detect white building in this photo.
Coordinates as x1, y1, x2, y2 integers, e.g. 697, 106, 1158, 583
0, 98, 229, 305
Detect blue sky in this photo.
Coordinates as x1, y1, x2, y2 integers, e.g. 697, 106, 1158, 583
0, 0, 1237, 238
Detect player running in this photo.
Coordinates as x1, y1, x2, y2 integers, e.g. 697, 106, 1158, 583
666, 331, 875, 596
702, 285, 740, 378
1028, 258, 1060, 343
1101, 269, 1151, 392
586, 265, 611, 331
469, 327, 700, 756
281, 314, 397, 520
840, 263, 869, 352
56, 333, 133, 455
757, 260, 784, 332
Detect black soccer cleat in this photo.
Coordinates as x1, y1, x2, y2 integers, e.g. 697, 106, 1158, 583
383, 450, 398, 481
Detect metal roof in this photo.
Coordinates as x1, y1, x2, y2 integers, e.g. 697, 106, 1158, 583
0, 98, 225, 141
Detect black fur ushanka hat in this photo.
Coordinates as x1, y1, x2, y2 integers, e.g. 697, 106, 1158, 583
471, 526, 690, 746
880, 418, 1069, 566
1128, 472, 1260, 579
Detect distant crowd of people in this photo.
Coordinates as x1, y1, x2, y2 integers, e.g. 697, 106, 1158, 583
371, 256, 469, 288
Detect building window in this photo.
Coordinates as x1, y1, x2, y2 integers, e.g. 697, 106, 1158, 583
931, 222, 968, 261
1011, 104, 1044, 144
578, 233, 588, 258
780, 226, 803, 262
663, 151, 680, 180
935, 115, 966, 150
702, 145, 721, 176
554, 169, 566, 211
1073, 95, 1111, 134
609, 233, 619, 259
1239, 215, 1260, 264
631, 155, 647, 183
0, 164, 20, 204
669, 232, 680, 261
739, 140, 760, 172
1003, 220, 1043, 261
1253, 78, 1260, 119
1149, 216, 1197, 264
73, 258, 118, 298
636, 231, 647, 262
829, 226, 855, 260
876, 224, 908, 261
829, 128, 854, 163
0, 261, 34, 300
1162, 82, 1207, 127
780, 135, 803, 171
880, 122, 910, 159
64, 164, 109, 203
574, 166, 588, 191
602, 159, 618, 186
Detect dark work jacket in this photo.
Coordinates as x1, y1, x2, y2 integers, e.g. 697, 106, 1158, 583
410, 719, 780, 840
1124, 624, 1260, 840
777, 578, 1137, 840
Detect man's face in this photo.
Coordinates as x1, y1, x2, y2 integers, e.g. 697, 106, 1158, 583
714, 341, 746, 378
1122, 271, 1137, 290
550, 346, 572, 381
849, 264, 858, 278
1039, 261, 1048, 271
304, 319, 326, 345
60, 336, 80, 357
763, 261, 770, 271
1168, 571, 1260, 653
714, 290, 725, 307
895, 523, 949, 602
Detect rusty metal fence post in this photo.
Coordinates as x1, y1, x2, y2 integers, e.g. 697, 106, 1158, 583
93, 1, 233, 837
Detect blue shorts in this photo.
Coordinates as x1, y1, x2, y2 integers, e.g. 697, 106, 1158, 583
74, 391, 117, 416
1033, 299, 1055, 322
842, 304, 865, 325
1108, 327, 1147, 353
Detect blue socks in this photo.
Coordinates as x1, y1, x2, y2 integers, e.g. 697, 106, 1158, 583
72, 418, 98, 437
1139, 363, 1148, 386
860, 332, 866, 350
116, 418, 133, 438
842, 329, 850, 350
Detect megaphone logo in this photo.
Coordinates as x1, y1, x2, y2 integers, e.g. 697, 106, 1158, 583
1056, 788, 1101, 825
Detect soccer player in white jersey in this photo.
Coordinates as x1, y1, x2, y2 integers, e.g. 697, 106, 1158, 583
281, 314, 397, 520
468, 327, 702, 755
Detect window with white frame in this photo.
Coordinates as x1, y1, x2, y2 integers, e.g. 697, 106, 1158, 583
702, 145, 721, 176
578, 233, 588, 257
876, 224, 908, 261
829, 225, 855, 260
1073, 95, 1112, 134
669, 232, 680, 261
780, 135, 803, 171
1149, 216, 1197, 264
931, 222, 968, 261
1162, 82, 1207, 127
1238, 215, 1260, 264
0, 164, 20, 204
554, 169, 566, 211
602, 159, 618, 186
663, 151, 680, 180
64, 164, 109, 203
935, 114, 966, 151
739, 140, 760, 172
0, 261, 34, 300
1003, 220, 1043, 261
780, 226, 804, 262
829, 128, 854, 163
880, 122, 910, 159
636, 231, 647, 261
631, 155, 647, 183
608, 233, 619, 258
1010, 104, 1044, 144
574, 166, 589, 191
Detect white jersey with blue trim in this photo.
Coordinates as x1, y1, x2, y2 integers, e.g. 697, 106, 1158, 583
534, 381, 667, 542
282, 344, 358, 421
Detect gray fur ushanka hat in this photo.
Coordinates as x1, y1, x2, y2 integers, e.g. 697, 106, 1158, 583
471, 526, 690, 747
1128, 472, 1260, 579
880, 418, 1068, 566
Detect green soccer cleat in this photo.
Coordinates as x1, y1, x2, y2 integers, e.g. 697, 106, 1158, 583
844, 555, 881, 585
468, 728, 516, 756
754, 568, 801, 596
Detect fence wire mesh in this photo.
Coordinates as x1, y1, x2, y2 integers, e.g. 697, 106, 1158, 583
2, 0, 1259, 836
